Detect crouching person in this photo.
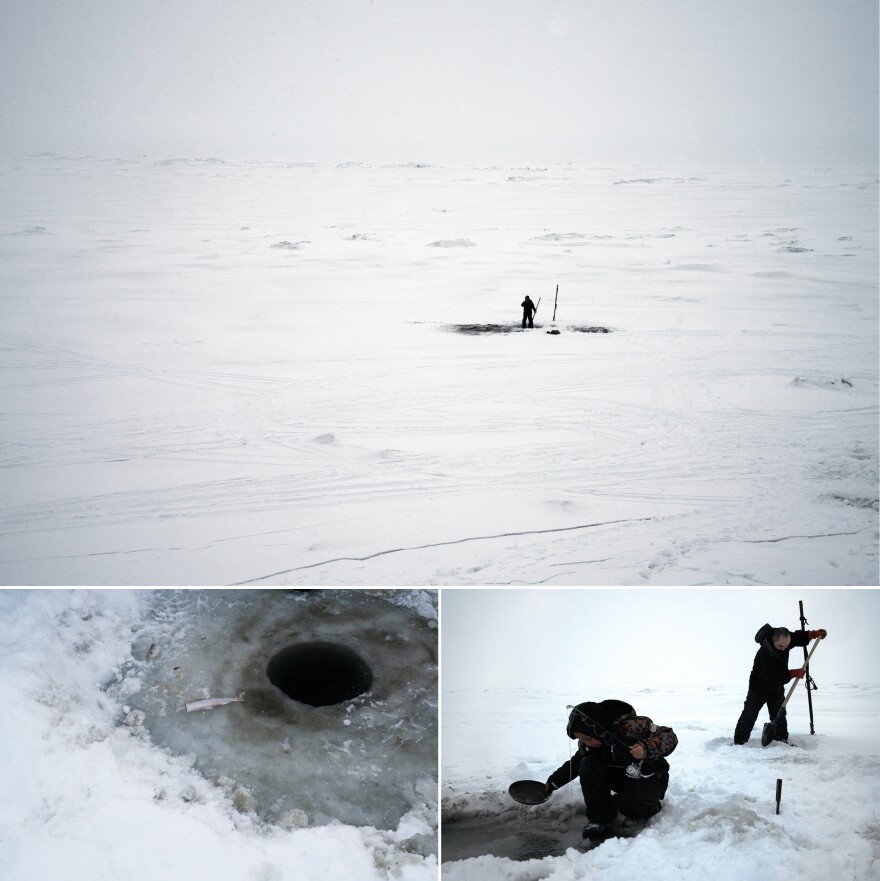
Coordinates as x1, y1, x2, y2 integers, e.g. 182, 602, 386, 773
545, 699, 678, 840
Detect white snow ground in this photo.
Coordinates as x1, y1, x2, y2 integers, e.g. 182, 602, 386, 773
441, 685, 880, 880
0, 156, 877, 585
0, 589, 438, 881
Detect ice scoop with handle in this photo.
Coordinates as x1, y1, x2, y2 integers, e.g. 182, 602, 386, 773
761, 637, 822, 747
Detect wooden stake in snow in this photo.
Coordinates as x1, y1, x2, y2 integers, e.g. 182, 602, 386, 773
775, 778, 782, 814
552, 284, 559, 322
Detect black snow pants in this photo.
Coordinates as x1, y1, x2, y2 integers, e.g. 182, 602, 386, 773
734, 681, 787, 743
578, 752, 669, 824
522, 310, 534, 328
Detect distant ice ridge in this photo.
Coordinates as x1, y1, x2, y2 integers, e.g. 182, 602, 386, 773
613, 176, 704, 184
428, 238, 476, 247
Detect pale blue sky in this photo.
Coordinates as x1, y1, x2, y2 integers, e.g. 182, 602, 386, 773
1, 0, 876, 162
441, 589, 879, 689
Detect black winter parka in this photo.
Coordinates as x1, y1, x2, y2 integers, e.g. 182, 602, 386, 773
748, 623, 809, 690
546, 707, 677, 791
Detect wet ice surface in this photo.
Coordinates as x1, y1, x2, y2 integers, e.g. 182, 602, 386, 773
442, 807, 645, 861
114, 590, 437, 841
443, 807, 573, 861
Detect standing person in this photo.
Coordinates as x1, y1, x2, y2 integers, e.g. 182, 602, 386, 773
521, 295, 536, 328
733, 624, 827, 745
544, 700, 678, 839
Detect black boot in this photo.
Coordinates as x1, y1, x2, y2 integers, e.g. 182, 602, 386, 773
582, 820, 615, 840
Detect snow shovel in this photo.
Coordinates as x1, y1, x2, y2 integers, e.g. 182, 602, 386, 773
761, 638, 822, 746
508, 780, 551, 805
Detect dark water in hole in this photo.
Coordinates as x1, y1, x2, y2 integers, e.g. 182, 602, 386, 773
442, 808, 647, 862
442, 810, 575, 862
267, 641, 373, 706
448, 323, 612, 336
449, 323, 521, 334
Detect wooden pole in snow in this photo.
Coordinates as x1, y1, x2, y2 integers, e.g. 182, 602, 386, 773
552, 284, 559, 322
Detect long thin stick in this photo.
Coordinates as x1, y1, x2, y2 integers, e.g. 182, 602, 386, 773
775, 779, 782, 815
552, 284, 559, 322
799, 600, 816, 735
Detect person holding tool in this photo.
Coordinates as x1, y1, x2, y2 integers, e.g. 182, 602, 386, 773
733, 623, 827, 745
520, 295, 537, 328
543, 700, 678, 839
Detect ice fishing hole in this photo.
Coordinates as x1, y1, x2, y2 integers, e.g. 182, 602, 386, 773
447, 323, 613, 335
266, 641, 373, 706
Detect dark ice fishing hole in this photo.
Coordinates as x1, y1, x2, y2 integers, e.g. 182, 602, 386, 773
267, 641, 373, 706
448, 323, 612, 335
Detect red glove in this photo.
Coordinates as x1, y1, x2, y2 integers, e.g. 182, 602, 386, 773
808, 629, 827, 640
789, 668, 806, 679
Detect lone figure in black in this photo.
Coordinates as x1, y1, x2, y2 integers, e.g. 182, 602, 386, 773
544, 700, 678, 840
733, 623, 827, 745
521, 295, 536, 328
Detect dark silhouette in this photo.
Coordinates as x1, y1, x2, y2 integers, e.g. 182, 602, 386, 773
521, 296, 536, 328
733, 624, 827, 744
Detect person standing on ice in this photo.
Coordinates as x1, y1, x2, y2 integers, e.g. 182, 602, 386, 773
733, 624, 827, 745
543, 700, 678, 840
521, 295, 537, 328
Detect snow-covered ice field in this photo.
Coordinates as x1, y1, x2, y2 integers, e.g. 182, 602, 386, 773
441, 685, 880, 880
0, 155, 877, 585
0, 589, 438, 881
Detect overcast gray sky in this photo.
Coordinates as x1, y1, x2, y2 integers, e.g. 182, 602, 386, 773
1, 0, 876, 163
441, 589, 880, 690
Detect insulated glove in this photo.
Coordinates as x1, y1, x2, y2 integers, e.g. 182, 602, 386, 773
789, 668, 806, 679
807, 629, 827, 639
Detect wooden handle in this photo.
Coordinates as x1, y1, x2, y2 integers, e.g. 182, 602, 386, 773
780, 637, 822, 710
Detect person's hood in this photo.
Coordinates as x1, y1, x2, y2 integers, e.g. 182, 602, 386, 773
567, 699, 635, 739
